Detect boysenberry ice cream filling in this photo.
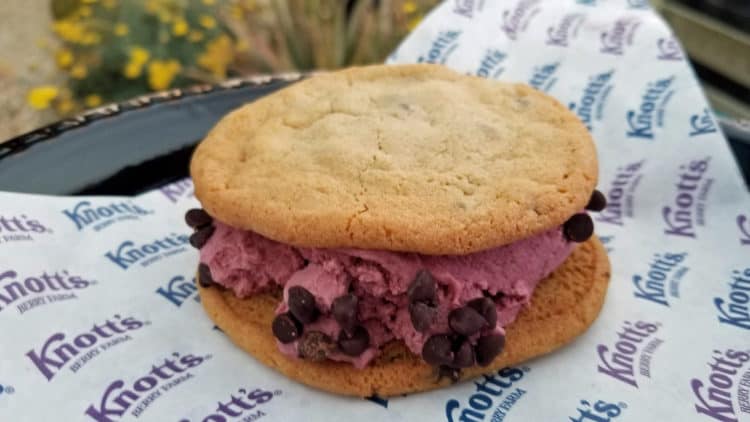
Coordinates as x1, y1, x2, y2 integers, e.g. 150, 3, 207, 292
195, 211, 594, 371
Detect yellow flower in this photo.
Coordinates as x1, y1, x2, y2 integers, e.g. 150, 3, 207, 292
202, 0, 216, 5
56, 99, 75, 114
27, 86, 59, 110
198, 35, 233, 78
103, 0, 116, 9
199, 15, 216, 29
79, 6, 93, 17
402, 1, 418, 14
53, 20, 86, 43
130, 46, 150, 65
84, 94, 102, 107
70, 64, 88, 79
188, 30, 204, 42
124, 62, 142, 79
147, 59, 181, 90
55, 49, 74, 69
114, 23, 129, 36
172, 18, 188, 36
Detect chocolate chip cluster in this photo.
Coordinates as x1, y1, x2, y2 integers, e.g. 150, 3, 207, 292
562, 190, 607, 243
272, 286, 372, 359
185, 208, 216, 288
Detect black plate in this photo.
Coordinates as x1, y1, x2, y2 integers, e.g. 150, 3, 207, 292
0, 71, 748, 195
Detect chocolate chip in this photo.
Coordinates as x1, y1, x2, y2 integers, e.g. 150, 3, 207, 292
288, 286, 319, 324
272, 313, 302, 344
185, 209, 212, 229
337, 325, 370, 356
453, 340, 475, 368
197, 263, 214, 287
467, 297, 497, 328
189, 225, 215, 249
408, 270, 436, 304
438, 365, 461, 383
449, 306, 487, 336
298, 331, 334, 361
409, 301, 437, 332
475, 334, 505, 366
586, 190, 607, 212
332, 294, 359, 333
563, 213, 594, 243
422, 335, 454, 366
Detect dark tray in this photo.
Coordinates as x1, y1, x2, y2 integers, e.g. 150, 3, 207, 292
0, 72, 748, 196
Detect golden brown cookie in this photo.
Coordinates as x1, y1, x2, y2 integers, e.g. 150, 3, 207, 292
198, 236, 610, 397
191, 64, 598, 255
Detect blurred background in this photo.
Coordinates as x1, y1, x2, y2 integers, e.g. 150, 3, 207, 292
0, 0, 747, 142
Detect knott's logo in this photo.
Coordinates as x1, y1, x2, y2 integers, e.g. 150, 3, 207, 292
626, 76, 676, 140
528, 62, 559, 92
104, 233, 190, 270
632, 252, 688, 307
445, 367, 528, 421
85, 352, 212, 421
600, 17, 641, 56
657, 37, 684, 61
569, 70, 615, 132
26, 315, 148, 381
474, 49, 506, 79
568, 399, 626, 422
156, 275, 198, 307
501, 0, 541, 41
739, 215, 750, 246
715, 267, 750, 331
689, 108, 718, 137
597, 160, 645, 226
178, 387, 281, 422
546, 13, 585, 47
597, 320, 662, 388
62, 200, 153, 231
0, 215, 52, 244
0, 269, 95, 315
417, 30, 462, 65
159, 178, 194, 203
691, 348, 750, 422
662, 157, 713, 239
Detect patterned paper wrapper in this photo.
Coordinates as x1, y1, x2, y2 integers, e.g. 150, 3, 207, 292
1, 1, 750, 421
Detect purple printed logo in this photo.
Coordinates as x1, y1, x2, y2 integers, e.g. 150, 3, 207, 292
657, 36, 684, 61
691, 348, 750, 421
739, 215, 750, 245
63, 200, 153, 231
546, 13, 585, 47
85, 352, 211, 421
600, 17, 641, 56
528, 62, 559, 92
104, 233, 190, 270
632, 252, 688, 307
157, 275, 198, 307
501, 0, 541, 41
690, 108, 718, 137
178, 387, 280, 422
597, 320, 663, 388
0, 215, 51, 244
159, 178, 194, 204
453, 0, 483, 18
445, 367, 527, 422
475, 49, 506, 79
26, 315, 149, 381
417, 30, 462, 64
715, 267, 750, 331
663, 157, 713, 238
569, 70, 615, 131
0, 269, 95, 315
568, 399, 625, 422
597, 160, 645, 226
626, 76, 676, 140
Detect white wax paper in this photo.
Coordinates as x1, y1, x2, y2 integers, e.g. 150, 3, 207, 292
1, 1, 750, 421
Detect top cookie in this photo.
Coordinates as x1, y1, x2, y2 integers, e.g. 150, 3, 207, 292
191, 64, 597, 255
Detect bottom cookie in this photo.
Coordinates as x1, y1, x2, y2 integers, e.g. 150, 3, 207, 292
197, 236, 611, 397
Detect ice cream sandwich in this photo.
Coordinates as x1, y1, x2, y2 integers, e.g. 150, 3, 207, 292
187, 64, 611, 397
